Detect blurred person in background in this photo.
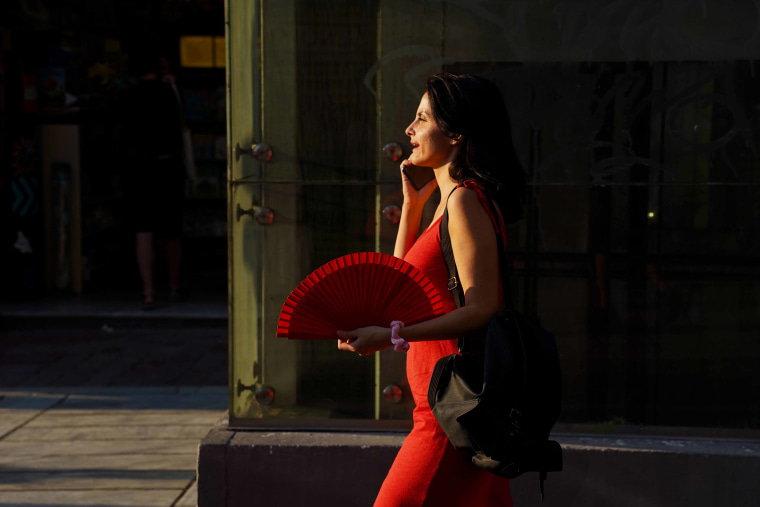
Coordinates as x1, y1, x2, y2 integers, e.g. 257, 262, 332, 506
114, 47, 196, 309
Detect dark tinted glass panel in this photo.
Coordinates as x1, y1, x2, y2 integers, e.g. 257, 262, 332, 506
457, 61, 760, 430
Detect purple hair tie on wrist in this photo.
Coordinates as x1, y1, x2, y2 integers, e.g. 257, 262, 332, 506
390, 321, 409, 352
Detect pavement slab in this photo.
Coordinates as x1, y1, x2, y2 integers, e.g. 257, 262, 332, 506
0, 489, 185, 506
0, 394, 66, 439
23, 410, 225, 428
0, 322, 227, 388
0, 453, 198, 471
174, 481, 197, 507
56, 393, 227, 411
0, 385, 226, 507
1, 387, 218, 395
0, 470, 195, 491
0, 322, 227, 506
0, 439, 201, 457
23, 353, 94, 387
5, 424, 215, 442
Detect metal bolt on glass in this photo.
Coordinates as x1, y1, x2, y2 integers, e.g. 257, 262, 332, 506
236, 203, 275, 224
254, 206, 275, 225
235, 142, 273, 162
382, 141, 404, 162
383, 384, 403, 403
383, 204, 402, 224
252, 143, 273, 162
255, 385, 275, 405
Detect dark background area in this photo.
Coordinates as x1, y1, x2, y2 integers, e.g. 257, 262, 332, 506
0, 0, 227, 302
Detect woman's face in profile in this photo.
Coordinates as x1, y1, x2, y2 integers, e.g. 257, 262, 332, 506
405, 93, 458, 170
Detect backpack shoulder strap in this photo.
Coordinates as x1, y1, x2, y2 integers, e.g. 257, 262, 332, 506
440, 188, 465, 309
439, 186, 513, 312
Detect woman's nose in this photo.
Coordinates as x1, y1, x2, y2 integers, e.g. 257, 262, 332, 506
405, 123, 414, 136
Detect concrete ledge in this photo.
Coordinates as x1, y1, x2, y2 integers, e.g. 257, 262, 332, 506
197, 427, 234, 507
198, 427, 760, 507
511, 435, 760, 506
198, 428, 401, 507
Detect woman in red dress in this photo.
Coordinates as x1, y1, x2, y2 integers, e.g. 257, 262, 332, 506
338, 73, 526, 506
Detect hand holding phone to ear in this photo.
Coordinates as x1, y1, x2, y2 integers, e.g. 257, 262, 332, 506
400, 160, 438, 208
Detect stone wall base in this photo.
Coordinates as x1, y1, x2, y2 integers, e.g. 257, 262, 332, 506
198, 426, 760, 507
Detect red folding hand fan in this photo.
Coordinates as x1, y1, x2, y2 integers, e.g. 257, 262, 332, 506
276, 252, 446, 340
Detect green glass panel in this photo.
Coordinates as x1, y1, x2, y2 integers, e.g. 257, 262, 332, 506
231, 182, 381, 420
227, 0, 760, 431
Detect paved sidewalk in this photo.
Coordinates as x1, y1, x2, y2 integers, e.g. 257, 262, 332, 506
0, 323, 227, 388
0, 319, 229, 506
0, 387, 227, 506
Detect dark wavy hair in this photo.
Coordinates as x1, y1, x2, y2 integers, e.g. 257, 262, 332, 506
426, 73, 526, 223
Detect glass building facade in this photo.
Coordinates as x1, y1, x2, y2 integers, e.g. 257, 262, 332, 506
227, 0, 760, 433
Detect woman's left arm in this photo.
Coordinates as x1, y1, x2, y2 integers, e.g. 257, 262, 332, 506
338, 188, 500, 355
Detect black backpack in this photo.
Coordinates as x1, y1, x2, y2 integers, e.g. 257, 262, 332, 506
428, 196, 563, 499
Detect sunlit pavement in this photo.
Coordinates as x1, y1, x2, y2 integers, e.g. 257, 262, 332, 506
0, 320, 228, 506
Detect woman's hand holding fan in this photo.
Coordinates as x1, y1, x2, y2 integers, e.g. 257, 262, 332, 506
337, 326, 392, 356
276, 252, 445, 347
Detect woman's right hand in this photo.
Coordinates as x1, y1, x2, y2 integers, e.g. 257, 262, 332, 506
400, 160, 438, 209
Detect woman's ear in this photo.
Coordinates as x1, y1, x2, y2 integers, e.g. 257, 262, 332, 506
450, 134, 463, 145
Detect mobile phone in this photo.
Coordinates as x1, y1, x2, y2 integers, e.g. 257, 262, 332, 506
401, 165, 435, 190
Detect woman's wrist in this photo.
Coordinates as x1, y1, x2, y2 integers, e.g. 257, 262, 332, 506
400, 203, 425, 226
369, 328, 393, 351
402, 201, 425, 213
390, 321, 409, 352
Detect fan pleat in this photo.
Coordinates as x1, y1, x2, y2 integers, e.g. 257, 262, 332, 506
336, 262, 358, 315
315, 262, 348, 314
376, 256, 407, 317
339, 255, 358, 310
276, 252, 446, 340
366, 253, 385, 310
387, 276, 429, 322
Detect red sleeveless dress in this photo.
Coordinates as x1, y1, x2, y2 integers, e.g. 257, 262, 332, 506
374, 182, 513, 507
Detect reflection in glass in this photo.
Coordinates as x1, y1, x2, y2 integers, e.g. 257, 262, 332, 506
228, 1, 760, 431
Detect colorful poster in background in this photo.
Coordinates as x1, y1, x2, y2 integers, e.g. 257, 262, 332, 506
180, 36, 214, 68
213, 36, 226, 68
180, 36, 225, 68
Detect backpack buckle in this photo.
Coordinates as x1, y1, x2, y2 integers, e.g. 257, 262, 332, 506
447, 277, 458, 291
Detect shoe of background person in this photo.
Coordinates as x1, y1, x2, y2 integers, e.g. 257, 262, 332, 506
141, 293, 158, 310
